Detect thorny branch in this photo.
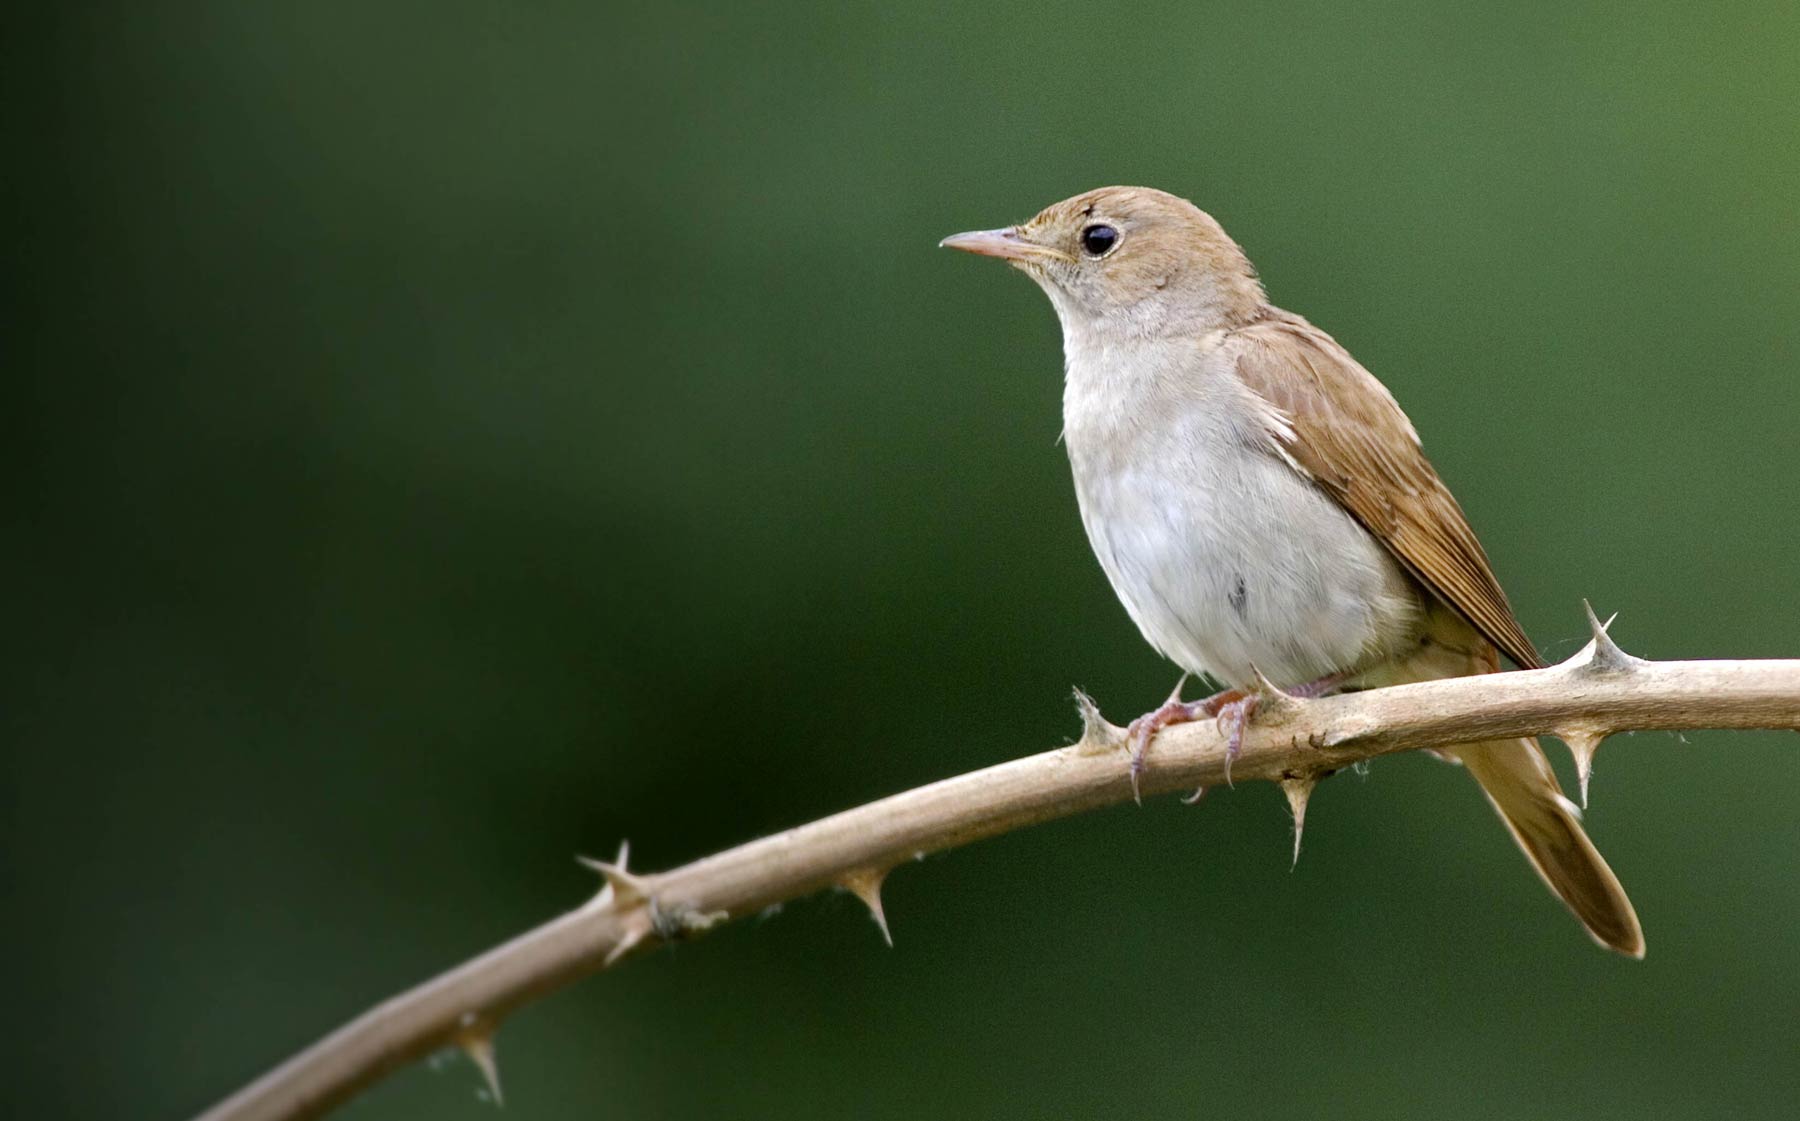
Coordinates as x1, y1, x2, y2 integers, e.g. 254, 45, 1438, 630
194, 609, 1800, 1121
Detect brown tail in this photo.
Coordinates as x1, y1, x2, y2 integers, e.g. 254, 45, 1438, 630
1450, 738, 1644, 957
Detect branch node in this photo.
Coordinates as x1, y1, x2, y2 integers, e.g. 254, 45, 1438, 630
453, 1013, 502, 1106
1072, 688, 1126, 755
648, 898, 730, 941
1279, 773, 1319, 869
578, 840, 651, 908
838, 866, 895, 947
1580, 600, 1641, 674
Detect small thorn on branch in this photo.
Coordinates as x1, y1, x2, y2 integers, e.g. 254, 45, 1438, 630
1162, 673, 1191, 707
578, 840, 651, 908
1072, 688, 1125, 755
602, 914, 653, 967
454, 1013, 503, 1105
1558, 729, 1608, 809
1580, 600, 1639, 673
1247, 665, 1302, 718
838, 866, 895, 947
1279, 774, 1318, 869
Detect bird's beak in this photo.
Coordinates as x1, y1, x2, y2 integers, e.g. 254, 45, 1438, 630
939, 226, 1063, 264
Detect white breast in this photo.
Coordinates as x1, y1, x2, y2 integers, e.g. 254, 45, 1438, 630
1059, 326, 1420, 689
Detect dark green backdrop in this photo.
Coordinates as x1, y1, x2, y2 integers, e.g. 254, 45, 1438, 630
13, 3, 1800, 1119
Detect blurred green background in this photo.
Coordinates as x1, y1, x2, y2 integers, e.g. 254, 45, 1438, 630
13, 2, 1800, 1119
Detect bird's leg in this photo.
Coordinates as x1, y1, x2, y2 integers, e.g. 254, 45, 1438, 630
1126, 675, 1244, 803
1218, 670, 1352, 786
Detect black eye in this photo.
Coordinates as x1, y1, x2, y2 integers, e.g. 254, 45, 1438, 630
1079, 224, 1118, 257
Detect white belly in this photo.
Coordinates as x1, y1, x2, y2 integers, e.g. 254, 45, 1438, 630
1062, 335, 1420, 689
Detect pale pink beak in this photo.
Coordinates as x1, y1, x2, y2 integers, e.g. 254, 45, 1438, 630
939, 226, 1062, 263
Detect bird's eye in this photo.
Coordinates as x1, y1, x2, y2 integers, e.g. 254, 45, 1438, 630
1079, 224, 1118, 257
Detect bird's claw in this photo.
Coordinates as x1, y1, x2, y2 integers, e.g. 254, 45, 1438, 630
1214, 694, 1260, 788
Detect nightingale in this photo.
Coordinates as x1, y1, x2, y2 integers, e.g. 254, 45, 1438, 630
942, 186, 1643, 957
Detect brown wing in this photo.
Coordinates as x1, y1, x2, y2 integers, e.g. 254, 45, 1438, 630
1231, 310, 1543, 670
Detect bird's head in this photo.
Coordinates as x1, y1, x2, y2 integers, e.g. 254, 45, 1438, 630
941, 186, 1265, 338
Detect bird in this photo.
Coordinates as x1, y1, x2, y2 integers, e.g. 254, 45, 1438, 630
941, 186, 1643, 957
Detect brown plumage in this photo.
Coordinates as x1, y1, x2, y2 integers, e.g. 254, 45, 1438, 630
1234, 311, 1544, 672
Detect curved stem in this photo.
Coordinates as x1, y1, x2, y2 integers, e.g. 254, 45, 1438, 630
193, 634, 1800, 1121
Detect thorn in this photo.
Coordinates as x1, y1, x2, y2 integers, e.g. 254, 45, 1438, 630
1559, 729, 1607, 809
1246, 664, 1301, 717
1073, 688, 1125, 755
578, 840, 650, 907
455, 1013, 503, 1106
1580, 600, 1639, 673
603, 917, 651, 967
1280, 775, 1317, 869
839, 866, 894, 947
1162, 672, 1191, 706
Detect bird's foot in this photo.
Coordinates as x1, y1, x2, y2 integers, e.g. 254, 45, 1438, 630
1126, 677, 1243, 803
1128, 671, 1352, 800
1224, 669, 1353, 784
1219, 670, 1351, 785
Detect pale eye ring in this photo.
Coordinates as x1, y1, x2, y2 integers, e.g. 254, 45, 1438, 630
1079, 224, 1118, 257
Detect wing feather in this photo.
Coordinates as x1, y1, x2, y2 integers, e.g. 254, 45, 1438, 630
1231, 311, 1543, 670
